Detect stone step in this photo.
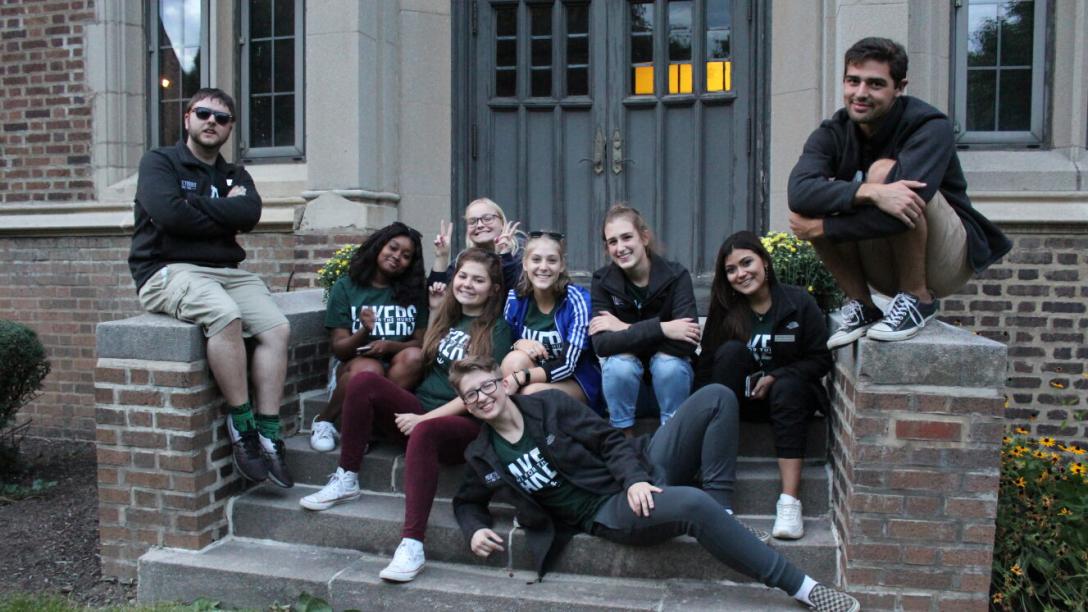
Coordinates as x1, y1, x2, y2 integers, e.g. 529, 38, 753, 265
231, 486, 837, 584
139, 537, 805, 611
299, 388, 830, 461
284, 436, 830, 516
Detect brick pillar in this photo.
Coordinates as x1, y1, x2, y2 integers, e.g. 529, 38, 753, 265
829, 323, 1007, 611
94, 289, 327, 579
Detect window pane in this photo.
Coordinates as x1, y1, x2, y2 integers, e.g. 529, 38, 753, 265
668, 1, 692, 62
967, 3, 997, 67
273, 94, 295, 146
251, 95, 272, 147
496, 5, 516, 36
274, 0, 294, 37
531, 68, 551, 97
250, 0, 271, 38
568, 36, 588, 65
530, 4, 552, 36
180, 47, 201, 97
159, 45, 182, 96
567, 3, 587, 34
532, 39, 551, 67
496, 69, 516, 97
631, 2, 653, 33
707, 0, 731, 30
631, 35, 653, 64
1000, 1, 1034, 66
251, 40, 272, 94
568, 66, 588, 96
274, 39, 295, 92
706, 30, 730, 59
998, 68, 1031, 130
497, 40, 517, 68
160, 100, 181, 145
966, 70, 996, 131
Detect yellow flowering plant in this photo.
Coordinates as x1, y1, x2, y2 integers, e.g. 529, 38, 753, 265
760, 232, 843, 313
317, 245, 358, 302
991, 430, 1088, 610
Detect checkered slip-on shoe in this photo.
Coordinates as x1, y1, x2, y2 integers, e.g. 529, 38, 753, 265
809, 584, 860, 612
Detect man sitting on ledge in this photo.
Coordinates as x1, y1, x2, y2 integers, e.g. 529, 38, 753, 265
787, 37, 1011, 349
128, 87, 292, 488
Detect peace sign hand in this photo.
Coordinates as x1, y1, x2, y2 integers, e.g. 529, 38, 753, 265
494, 221, 520, 255
434, 219, 453, 259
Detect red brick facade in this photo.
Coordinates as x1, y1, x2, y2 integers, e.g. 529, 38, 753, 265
0, 0, 96, 203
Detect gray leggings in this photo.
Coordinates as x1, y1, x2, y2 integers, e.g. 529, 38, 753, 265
590, 385, 805, 595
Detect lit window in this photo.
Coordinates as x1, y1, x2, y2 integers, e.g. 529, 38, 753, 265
149, 0, 208, 148
706, 0, 732, 92
630, 2, 654, 95
667, 1, 692, 94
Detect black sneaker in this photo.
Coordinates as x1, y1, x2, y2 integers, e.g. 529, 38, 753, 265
808, 584, 860, 612
826, 299, 884, 349
867, 292, 937, 342
260, 435, 294, 488
226, 418, 269, 483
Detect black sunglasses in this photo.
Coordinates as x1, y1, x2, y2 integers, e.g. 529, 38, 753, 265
529, 231, 565, 241
190, 106, 234, 126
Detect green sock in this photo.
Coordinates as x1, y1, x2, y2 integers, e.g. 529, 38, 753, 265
255, 414, 281, 441
230, 402, 256, 433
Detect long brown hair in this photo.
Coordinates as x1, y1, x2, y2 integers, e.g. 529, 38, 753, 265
422, 248, 506, 363
514, 232, 571, 300
702, 231, 778, 351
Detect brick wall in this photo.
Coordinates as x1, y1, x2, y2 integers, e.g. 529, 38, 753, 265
0, 230, 334, 440
0, 0, 96, 203
942, 227, 1088, 443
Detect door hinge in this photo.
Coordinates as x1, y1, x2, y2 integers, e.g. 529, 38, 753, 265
471, 124, 478, 159
471, 0, 478, 36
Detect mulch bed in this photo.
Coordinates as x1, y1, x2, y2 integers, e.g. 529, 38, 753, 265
0, 437, 136, 607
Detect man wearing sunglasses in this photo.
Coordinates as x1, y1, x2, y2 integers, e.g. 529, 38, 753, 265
129, 87, 293, 489
450, 356, 861, 612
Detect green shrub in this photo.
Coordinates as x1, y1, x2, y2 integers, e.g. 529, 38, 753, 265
317, 245, 358, 303
760, 232, 844, 313
990, 428, 1088, 610
0, 320, 50, 432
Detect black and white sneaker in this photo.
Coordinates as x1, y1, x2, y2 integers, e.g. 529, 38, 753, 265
260, 434, 294, 488
226, 418, 268, 483
867, 292, 937, 342
808, 584, 860, 612
826, 299, 884, 350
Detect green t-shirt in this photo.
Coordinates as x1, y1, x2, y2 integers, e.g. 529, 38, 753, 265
520, 301, 563, 360
325, 277, 428, 342
491, 429, 607, 532
748, 310, 774, 368
415, 316, 514, 411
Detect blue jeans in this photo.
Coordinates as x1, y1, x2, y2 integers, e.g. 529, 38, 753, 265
601, 353, 693, 428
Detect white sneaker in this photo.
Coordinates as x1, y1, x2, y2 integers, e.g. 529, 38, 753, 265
772, 493, 804, 540
379, 538, 426, 582
309, 418, 339, 452
299, 467, 360, 511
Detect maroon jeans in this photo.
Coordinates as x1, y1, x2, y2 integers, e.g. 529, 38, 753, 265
338, 372, 480, 541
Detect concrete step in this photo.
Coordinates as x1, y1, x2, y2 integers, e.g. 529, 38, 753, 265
139, 537, 807, 611
231, 486, 837, 584
299, 389, 829, 461
284, 436, 831, 517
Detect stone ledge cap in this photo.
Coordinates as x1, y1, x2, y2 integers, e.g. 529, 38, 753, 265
97, 289, 326, 362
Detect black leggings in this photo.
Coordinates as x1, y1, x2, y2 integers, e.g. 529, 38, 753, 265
707, 341, 818, 459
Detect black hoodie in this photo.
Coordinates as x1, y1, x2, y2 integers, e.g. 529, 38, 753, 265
128, 140, 262, 291
589, 253, 698, 360
787, 95, 1011, 273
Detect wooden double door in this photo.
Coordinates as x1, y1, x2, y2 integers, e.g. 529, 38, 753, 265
453, 0, 764, 279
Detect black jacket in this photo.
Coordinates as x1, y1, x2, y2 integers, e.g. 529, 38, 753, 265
589, 253, 698, 359
696, 283, 832, 409
787, 95, 1011, 273
129, 140, 262, 291
453, 391, 656, 578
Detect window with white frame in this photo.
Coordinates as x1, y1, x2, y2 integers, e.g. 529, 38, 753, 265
953, 0, 1047, 146
240, 0, 305, 160
148, 0, 209, 148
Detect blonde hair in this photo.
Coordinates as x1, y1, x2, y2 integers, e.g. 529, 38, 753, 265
463, 197, 523, 257
515, 232, 571, 299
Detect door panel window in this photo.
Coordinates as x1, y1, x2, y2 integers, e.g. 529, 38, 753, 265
495, 5, 518, 97
530, 4, 554, 97
668, 1, 693, 94
706, 0, 732, 91
566, 4, 590, 96
630, 2, 655, 95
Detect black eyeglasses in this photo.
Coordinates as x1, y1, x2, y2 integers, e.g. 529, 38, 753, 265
466, 213, 500, 227
190, 106, 234, 126
529, 231, 565, 241
462, 377, 502, 404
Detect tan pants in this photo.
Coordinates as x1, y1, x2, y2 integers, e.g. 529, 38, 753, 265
138, 264, 287, 338
858, 190, 973, 298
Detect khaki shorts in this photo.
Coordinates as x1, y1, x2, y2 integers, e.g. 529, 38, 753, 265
138, 264, 288, 338
858, 190, 973, 298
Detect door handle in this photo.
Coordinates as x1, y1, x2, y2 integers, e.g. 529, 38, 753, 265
579, 125, 606, 175
611, 129, 632, 174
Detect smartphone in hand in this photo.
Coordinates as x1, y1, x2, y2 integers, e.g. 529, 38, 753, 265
356, 343, 375, 356
744, 371, 765, 398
